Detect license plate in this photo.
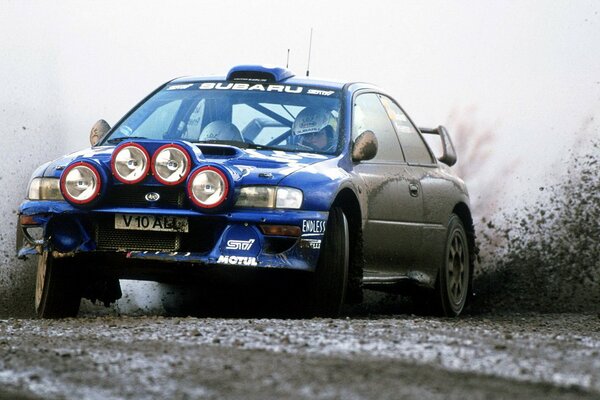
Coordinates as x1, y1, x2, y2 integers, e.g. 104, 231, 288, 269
114, 214, 189, 232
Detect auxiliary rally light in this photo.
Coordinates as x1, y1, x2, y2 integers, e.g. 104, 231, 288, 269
152, 144, 191, 185
187, 166, 229, 208
111, 143, 150, 184
60, 162, 102, 204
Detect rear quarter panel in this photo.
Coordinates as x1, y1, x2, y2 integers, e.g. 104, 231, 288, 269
419, 163, 470, 284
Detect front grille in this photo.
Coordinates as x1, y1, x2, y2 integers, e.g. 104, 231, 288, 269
96, 223, 180, 251
94, 217, 226, 253
103, 185, 187, 209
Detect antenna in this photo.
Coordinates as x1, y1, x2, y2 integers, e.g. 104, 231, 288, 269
306, 28, 313, 77
286, 49, 290, 69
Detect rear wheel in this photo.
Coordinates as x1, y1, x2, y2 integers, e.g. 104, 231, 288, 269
306, 207, 349, 317
35, 251, 82, 318
436, 214, 470, 317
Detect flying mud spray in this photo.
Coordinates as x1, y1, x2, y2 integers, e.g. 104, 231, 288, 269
0, 36, 164, 318
452, 114, 600, 313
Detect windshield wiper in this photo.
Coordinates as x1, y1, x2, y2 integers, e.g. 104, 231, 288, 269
196, 140, 297, 153
196, 139, 249, 148
243, 143, 292, 152
106, 136, 149, 144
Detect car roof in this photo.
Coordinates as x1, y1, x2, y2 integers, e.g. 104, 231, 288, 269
169, 75, 346, 90
167, 65, 381, 92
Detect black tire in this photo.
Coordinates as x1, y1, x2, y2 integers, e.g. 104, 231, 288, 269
35, 251, 82, 318
306, 207, 349, 317
436, 214, 470, 317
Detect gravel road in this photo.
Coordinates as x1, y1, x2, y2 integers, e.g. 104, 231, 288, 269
1, 310, 598, 399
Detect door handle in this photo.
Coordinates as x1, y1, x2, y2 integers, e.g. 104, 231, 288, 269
409, 183, 419, 197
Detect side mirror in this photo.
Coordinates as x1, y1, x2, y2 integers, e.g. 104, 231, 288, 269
90, 119, 111, 146
352, 130, 378, 162
419, 125, 457, 166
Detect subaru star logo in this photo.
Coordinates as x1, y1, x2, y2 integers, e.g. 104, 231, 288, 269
145, 192, 160, 202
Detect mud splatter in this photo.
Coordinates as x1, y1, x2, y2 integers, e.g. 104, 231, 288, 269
473, 139, 600, 313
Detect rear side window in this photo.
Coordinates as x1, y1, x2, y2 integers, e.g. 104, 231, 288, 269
352, 93, 404, 163
379, 95, 434, 164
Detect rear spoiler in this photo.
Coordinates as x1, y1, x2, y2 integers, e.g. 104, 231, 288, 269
419, 125, 457, 167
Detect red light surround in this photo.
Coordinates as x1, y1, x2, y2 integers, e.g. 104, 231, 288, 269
151, 143, 192, 185
187, 166, 229, 209
111, 143, 150, 184
60, 161, 102, 205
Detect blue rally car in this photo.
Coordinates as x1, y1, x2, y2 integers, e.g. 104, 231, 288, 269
16, 65, 475, 318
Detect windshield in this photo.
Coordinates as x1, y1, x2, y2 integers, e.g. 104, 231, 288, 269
102, 81, 343, 155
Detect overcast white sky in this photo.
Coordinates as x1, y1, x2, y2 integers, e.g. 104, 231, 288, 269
1, 0, 599, 211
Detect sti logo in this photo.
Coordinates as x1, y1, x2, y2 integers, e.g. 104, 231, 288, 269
225, 239, 255, 251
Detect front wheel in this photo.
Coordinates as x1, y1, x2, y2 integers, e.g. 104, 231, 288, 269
36, 251, 82, 318
436, 214, 470, 317
305, 207, 349, 317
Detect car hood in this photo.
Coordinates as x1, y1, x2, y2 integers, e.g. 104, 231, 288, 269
41, 142, 335, 186
229, 148, 333, 185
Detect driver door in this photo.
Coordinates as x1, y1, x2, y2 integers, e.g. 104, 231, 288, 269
352, 92, 425, 274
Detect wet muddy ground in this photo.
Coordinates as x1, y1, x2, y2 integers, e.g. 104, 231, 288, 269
1, 310, 598, 399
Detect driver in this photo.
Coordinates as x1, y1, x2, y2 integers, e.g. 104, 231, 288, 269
292, 108, 337, 152
198, 121, 244, 142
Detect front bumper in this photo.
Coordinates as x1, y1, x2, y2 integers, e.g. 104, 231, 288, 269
17, 200, 328, 272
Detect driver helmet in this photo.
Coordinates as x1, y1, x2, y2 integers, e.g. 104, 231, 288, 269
199, 121, 243, 142
292, 108, 337, 152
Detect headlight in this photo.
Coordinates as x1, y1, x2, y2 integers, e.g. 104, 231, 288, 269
275, 187, 303, 209
236, 186, 303, 209
236, 187, 276, 208
27, 177, 64, 200
60, 162, 102, 204
112, 143, 150, 184
187, 166, 229, 208
152, 144, 191, 185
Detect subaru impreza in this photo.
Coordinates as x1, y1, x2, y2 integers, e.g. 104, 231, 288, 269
17, 65, 475, 318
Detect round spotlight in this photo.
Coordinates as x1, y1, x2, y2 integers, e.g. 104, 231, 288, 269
111, 143, 150, 184
187, 166, 229, 208
152, 144, 191, 185
60, 162, 102, 204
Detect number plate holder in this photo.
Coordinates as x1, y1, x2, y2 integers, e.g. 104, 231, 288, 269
114, 214, 189, 233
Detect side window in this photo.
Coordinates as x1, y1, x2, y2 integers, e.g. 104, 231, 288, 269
379, 95, 434, 164
352, 93, 404, 162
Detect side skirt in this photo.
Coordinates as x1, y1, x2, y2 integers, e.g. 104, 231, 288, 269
363, 271, 435, 293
